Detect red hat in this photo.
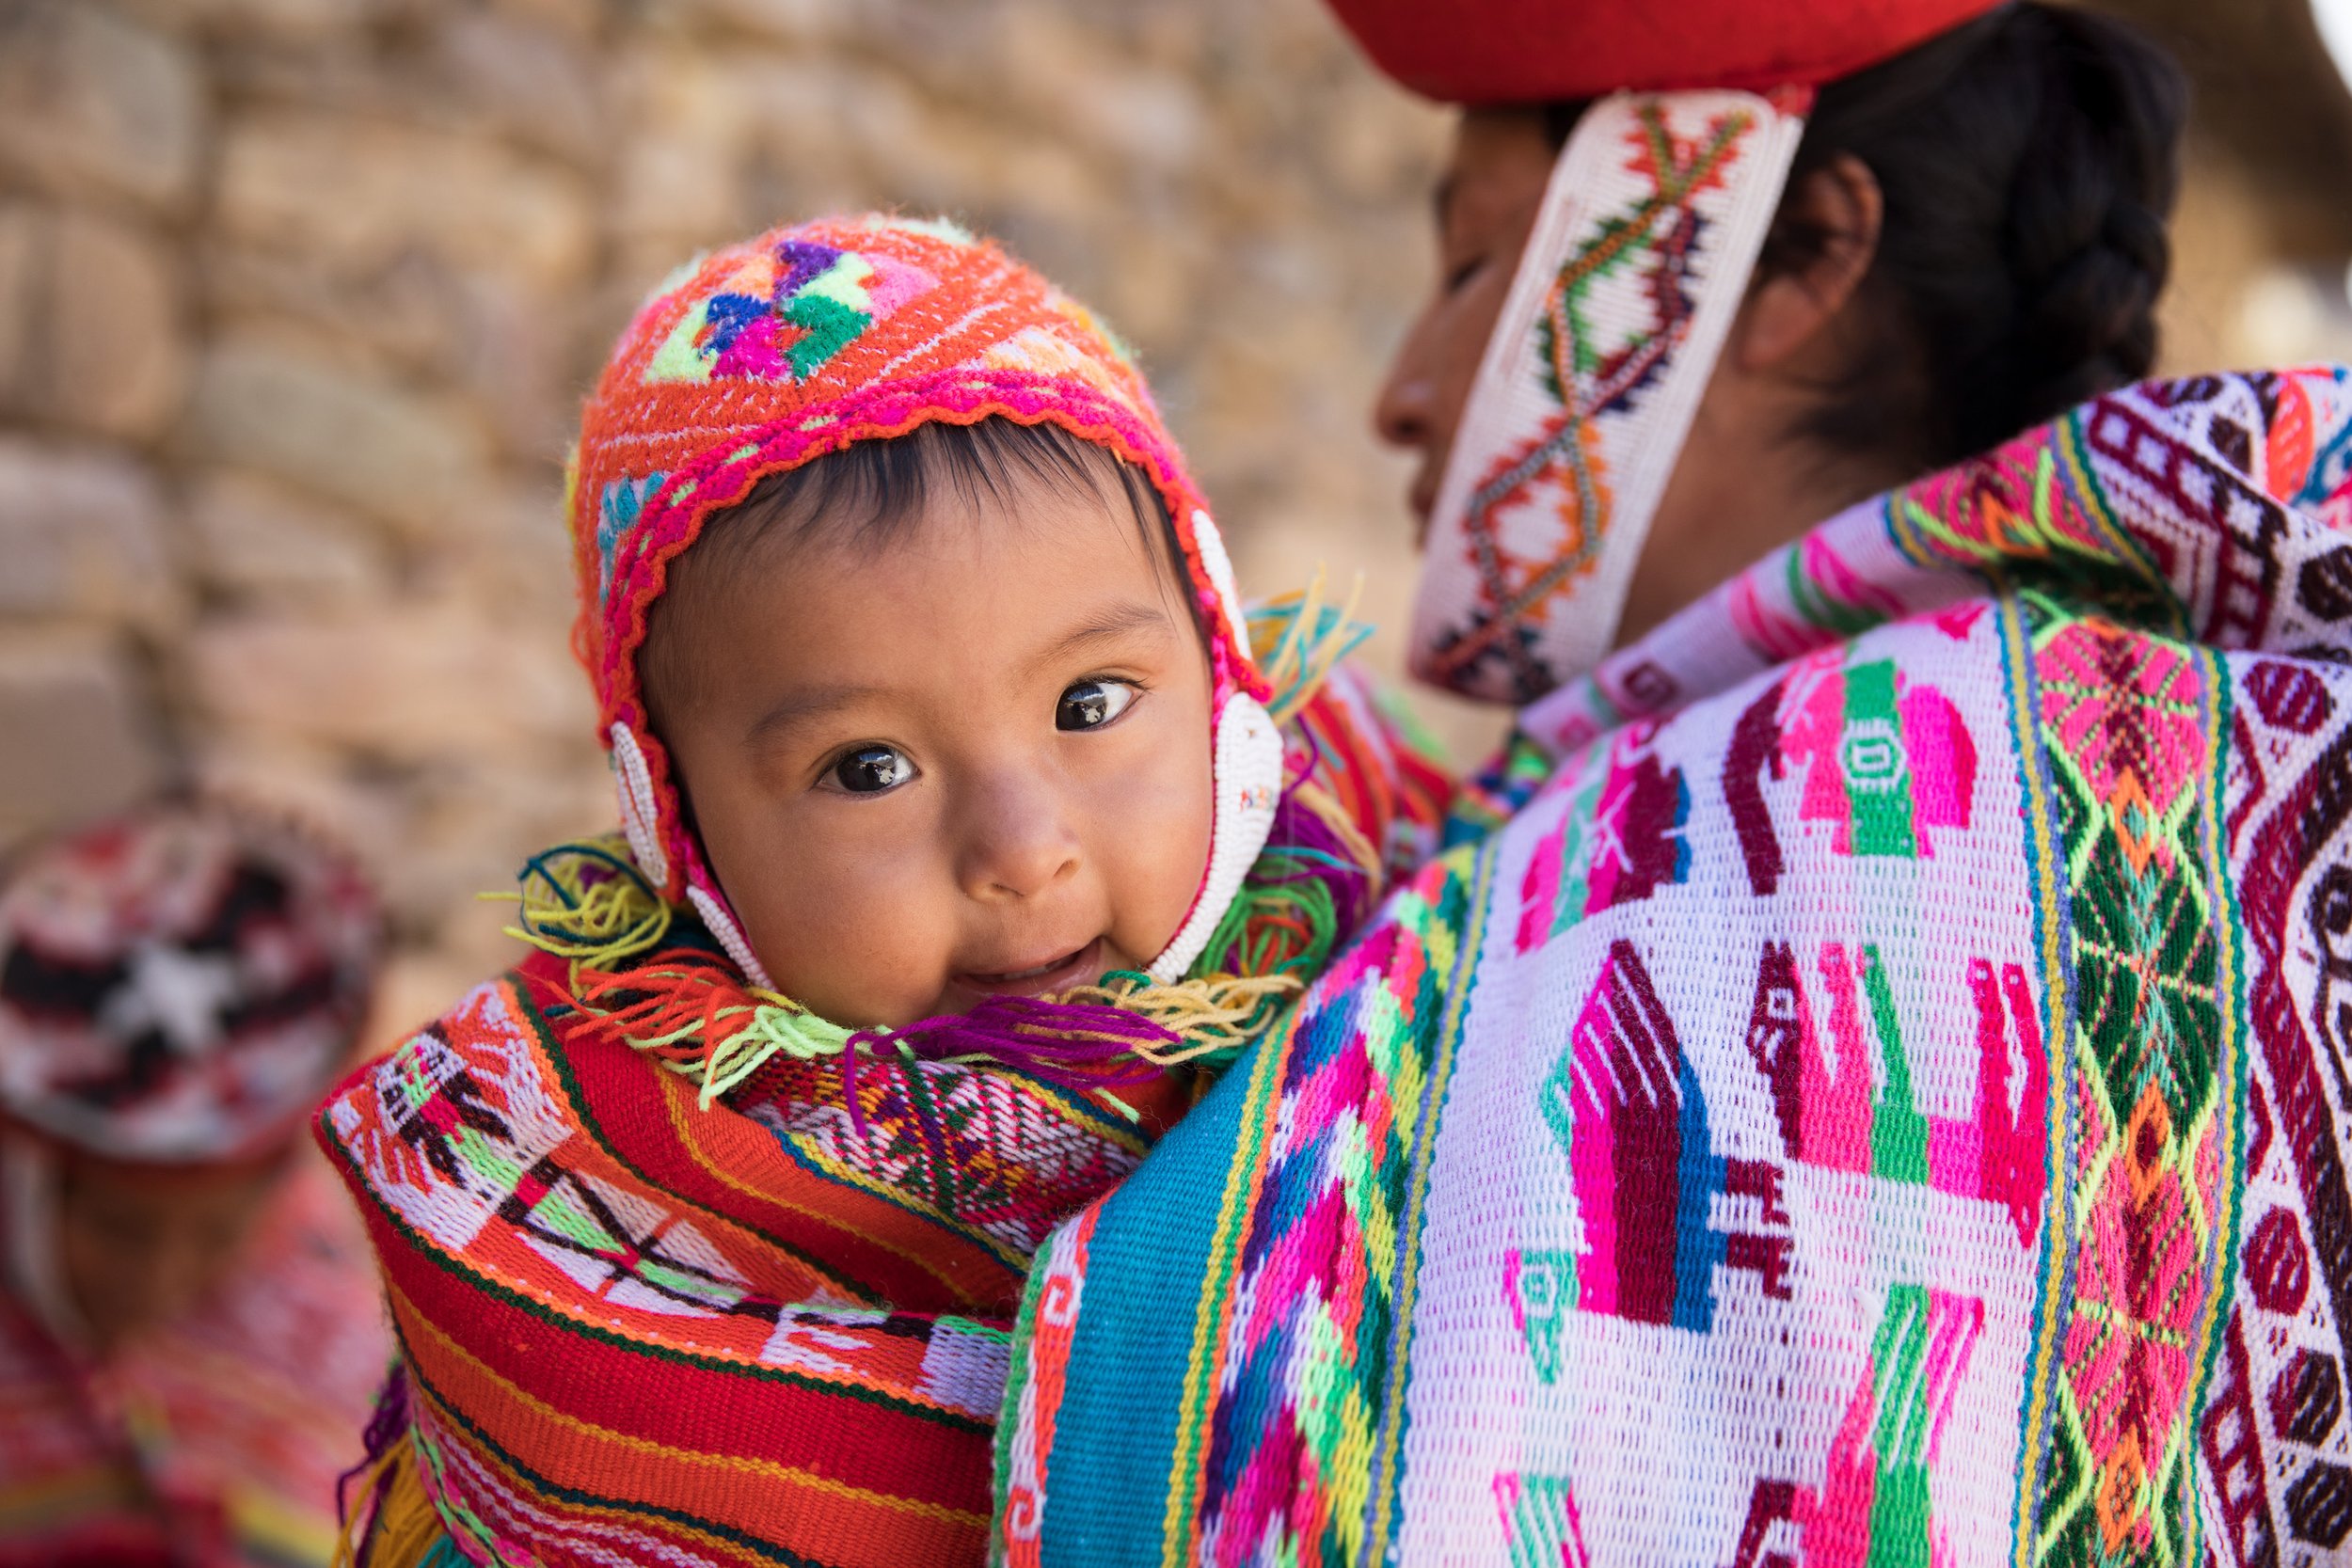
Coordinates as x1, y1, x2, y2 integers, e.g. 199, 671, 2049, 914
1325, 0, 2008, 104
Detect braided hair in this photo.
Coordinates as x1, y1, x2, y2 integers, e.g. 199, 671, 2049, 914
1766, 3, 2188, 468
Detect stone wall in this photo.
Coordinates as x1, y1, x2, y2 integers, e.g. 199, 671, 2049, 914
0, 0, 2332, 1037
0, 0, 1454, 1033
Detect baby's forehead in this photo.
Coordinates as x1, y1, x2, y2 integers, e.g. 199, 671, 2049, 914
683, 422, 1197, 623
643, 425, 1209, 721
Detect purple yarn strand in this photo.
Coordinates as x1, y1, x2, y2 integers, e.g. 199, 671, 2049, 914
336, 1360, 411, 1546
851, 996, 1175, 1091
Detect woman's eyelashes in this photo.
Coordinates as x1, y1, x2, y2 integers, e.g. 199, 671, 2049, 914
1442, 254, 1486, 295
1057, 677, 1140, 732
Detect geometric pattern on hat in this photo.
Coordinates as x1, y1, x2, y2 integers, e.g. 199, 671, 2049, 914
1322, 0, 2003, 105
0, 796, 383, 1163
568, 214, 1278, 986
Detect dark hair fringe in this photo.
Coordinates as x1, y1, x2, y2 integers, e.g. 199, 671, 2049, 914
714, 416, 1168, 560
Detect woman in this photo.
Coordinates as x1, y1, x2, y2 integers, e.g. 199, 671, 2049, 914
0, 799, 390, 1567
995, 2, 2352, 1562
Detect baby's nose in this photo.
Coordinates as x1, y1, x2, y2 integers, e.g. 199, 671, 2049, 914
957, 782, 1083, 902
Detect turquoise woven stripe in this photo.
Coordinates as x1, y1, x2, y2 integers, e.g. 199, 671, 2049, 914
1035, 1050, 1263, 1567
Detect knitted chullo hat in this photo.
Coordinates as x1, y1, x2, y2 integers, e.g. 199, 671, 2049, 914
564, 214, 1287, 996
0, 797, 381, 1165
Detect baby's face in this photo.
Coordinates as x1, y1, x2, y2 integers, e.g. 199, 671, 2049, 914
653, 475, 1216, 1028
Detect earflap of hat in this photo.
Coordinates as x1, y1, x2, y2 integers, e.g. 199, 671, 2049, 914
1143, 506, 1286, 984
1406, 88, 1811, 705
1145, 691, 1283, 984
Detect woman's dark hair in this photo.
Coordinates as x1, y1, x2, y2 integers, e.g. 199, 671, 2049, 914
1547, 2, 2188, 470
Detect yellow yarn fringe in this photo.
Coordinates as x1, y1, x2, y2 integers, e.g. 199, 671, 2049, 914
490, 832, 672, 970
1057, 972, 1304, 1065
667, 992, 853, 1109
1250, 566, 1369, 726
333, 1435, 446, 1568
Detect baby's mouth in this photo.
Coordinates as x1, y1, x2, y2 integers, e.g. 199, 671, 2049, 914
950, 938, 1106, 1001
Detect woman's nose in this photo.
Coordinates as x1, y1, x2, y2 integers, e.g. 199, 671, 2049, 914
1375, 338, 1437, 451
1374, 359, 1430, 451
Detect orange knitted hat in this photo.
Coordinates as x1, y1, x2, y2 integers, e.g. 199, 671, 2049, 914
567, 214, 1282, 988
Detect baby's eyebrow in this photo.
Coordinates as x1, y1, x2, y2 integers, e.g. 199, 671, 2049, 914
1026, 601, 1175, 675
744, 684, 882, 746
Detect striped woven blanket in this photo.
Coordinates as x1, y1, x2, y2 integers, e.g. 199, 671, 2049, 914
994, 367, 2352, 1564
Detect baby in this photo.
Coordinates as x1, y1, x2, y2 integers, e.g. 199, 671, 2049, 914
321, 215, 1447, 1568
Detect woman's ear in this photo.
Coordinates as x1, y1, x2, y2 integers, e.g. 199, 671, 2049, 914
1731, 152, 1884, 373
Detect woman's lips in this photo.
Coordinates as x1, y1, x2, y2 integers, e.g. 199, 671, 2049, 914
950, 937, 1105, 1000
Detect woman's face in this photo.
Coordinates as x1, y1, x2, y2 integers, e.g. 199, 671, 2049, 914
1373, 109, 1558, 545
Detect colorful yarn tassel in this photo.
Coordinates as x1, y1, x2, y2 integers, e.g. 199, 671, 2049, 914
334, 1373, 446, 1568
1249, 569, 1372, 725
1057, 971, 1305, 1067
496, 836, 672, 968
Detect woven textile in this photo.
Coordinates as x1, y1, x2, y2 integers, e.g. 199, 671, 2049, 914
0, 1156, 389, 1567
993, 366, 2352, 1565
1406, 92, 1807, 705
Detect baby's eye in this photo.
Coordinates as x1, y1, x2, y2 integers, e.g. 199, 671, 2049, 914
1057, 678, 1137, 732
829, 745, 915, 794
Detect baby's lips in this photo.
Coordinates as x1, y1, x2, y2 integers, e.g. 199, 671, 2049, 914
950, 937, 1105, 996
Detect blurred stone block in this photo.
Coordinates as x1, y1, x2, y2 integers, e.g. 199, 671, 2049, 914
661, 0, 850, 44
185, 468, 393, 599
218, 108, 596, 289
610, 40, 753, 251
0, 200, 189, 441
430, 9, 605, 166
181, 335, 491, 540
0, 436, 178, 626
135, 0, 386, 43
186, 594, 593, 764
0, 628, 168, 849
0, 3, 204, 213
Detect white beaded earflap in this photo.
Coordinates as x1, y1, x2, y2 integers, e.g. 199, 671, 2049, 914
1188, 509, 1252, 659
1140, 508, 1284, 984
610, 721, 778, 990
608, 722, 671, 889
1146, 691, 1283, 983
689, 884, 777, 990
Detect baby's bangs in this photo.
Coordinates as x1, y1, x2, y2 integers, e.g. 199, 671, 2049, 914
726, 416, 1173, 564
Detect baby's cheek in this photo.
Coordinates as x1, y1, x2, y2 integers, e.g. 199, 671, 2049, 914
716, 817, 939, 1024
1114, 754, 1218, 962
